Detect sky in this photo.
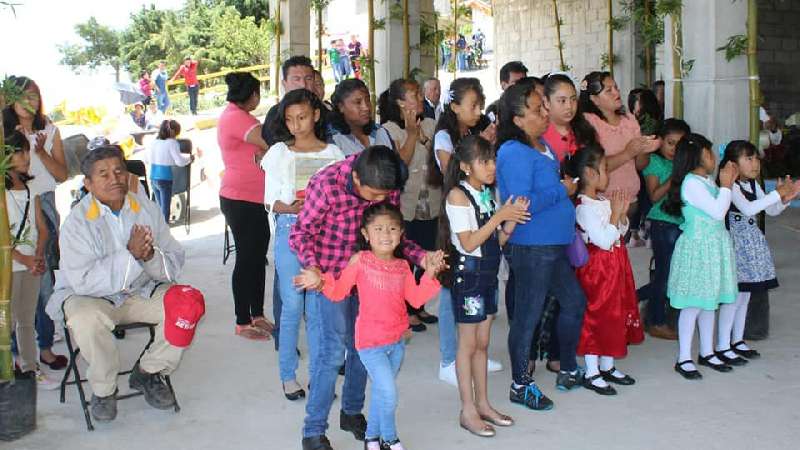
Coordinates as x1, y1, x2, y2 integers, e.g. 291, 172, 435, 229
0, 0, 184, 111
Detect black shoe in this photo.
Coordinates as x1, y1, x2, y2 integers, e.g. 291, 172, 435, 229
581, 374, 617, 396
338, 365, 346, 376
340, 411, 367, 441
90, 390, 118, 422
555, 370, 581, 391
128, 363, 176, 409
509, 382, 554, 410
417, 312, 439, 324
600, 367, 636, 385
732, 341, 761, 359
302, 435, 333, 450
409, 322, 427, 332
697, 354, 733, 373
715, 350, 748, 366
674, 360, 702, 380
283, 382, 306, 401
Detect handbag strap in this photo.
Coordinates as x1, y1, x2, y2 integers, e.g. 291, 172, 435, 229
13, 185, 31, 243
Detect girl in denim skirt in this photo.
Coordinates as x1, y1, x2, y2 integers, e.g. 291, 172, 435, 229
439, 135, 529, 437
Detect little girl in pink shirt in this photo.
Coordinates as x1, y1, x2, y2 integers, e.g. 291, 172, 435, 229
295, 203, 446, 450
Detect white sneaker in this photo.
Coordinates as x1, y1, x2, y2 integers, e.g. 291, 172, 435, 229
36, 369, 60, 391
438, 362, 458, 386
488, 358, 503, 373
53, 329, 64, 343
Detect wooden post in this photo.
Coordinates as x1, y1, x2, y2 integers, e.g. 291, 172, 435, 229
0, 104, 12, 381
644, 0, 653, 87
403, 0, 410, 78
553, 0, 566, 71
273, 0, 282, 100
747, 0, 760, 146
367, 0, 376, 114
452, 0, 458, 74
317, 6, 324, 72
607, 0, 614, 78
671, 10, 683, 119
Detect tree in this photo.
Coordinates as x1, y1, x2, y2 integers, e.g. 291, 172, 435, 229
207, 5, 272, 68
223, 0, 269, 25
58, 17, 122, 82
118, 5, 174, 78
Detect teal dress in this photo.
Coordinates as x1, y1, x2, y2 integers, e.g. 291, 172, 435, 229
668, 175, 737, 310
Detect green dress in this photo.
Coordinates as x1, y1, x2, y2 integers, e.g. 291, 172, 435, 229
668, 175, 737, 310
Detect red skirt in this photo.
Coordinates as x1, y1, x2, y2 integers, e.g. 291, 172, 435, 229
576, 243, 644, 358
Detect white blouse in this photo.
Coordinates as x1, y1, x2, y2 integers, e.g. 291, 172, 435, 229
446, 182, 494, 257
261, 142, 345, 210
576, 194, 627, 251
731, 180, 788, 217
433, 130, 454, 169
682, 174, 732, 221
26, 121, 59, 195
6, 189, 38, 272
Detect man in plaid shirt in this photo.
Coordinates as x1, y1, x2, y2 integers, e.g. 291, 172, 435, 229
291, 146, 435, 450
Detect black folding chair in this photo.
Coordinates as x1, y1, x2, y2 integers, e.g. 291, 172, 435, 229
59, 322, 180, 431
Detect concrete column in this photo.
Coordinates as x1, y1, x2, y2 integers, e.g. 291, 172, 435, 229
374, 0, 422, 95
269, 0, 311, 96
665, 0, 750, 144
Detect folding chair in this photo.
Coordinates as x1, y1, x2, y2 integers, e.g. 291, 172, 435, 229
59, 322, 180, 431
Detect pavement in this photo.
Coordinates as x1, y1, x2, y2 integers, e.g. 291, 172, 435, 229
8, 178, 800, 450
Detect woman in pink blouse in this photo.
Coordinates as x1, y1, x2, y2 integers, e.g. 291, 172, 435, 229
217, 72, 274, 340
579, 71, 660, 228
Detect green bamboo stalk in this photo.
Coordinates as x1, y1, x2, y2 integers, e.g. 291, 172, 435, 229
317, 6, 324, 73
0, 104, 12, 382
367, 0, 376, 114
747, 0, 759, 146
403, 0, 410, 78
607, 0, 614, 78
452, 0, 458, 74
553, 0, 566, 71
273, 0, 282, 100
644, 0, 653, 87
671, 10, 683, 119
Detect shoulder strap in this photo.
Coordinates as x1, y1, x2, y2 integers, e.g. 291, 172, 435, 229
456, 184, 489, 225
14, 185, 31, 243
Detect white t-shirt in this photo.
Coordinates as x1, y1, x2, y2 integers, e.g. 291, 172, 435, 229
261, 142, 345, 210
433, 130, 454, 169
446, 181, 494, 257
26, 121, 59, 195
6, 189, 38, 272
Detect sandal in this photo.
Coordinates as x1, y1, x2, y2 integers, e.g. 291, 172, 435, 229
235, 324, 269, 341
251, 316, 275, 334
459, 412, 495, 437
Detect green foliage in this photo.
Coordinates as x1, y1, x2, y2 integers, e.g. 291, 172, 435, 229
58, 17, 122, 80
389, 2, 404, 21
560, 63, 572, 72
681, 58, 695, 76
717, 34, 748, 62
655, 0, 682, 16
609, 15, 629, 32
420, 11, 445, 53
61, 1, 274, 81
373, 18, 386, 31
600, 52, 622, 70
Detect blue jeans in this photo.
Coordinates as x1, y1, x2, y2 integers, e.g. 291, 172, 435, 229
438, 288, 457, 366
274, 215, 320, 382
303, 291, 367, 437
37, 191, 58, 349
157, 92, 170, 113
507, 244, 586, 385
151, 179, 173, 223
358, 341, 405, 443
187, 84, 199, 114
638, 220, 681, 326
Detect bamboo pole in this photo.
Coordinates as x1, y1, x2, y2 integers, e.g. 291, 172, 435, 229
367, 0, 376, 114
670, 11, 683, 119
607, 0, 614, 78
0, 105, 12, 382
553, 0, 566, 71
452, 0, 458, 74
747, 0, 760, 146
434, 16, 439, 78
273, 0, 282, 100
317, 6, 324, 73
403, 0, 410, 78
644, 0, 652, 86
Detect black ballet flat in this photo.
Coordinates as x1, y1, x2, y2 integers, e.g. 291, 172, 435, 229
715, 350, 748, 366
674, 360, 702, 380
732, 341, 761, 359
283, 383, 306, 401
599, 367, 636, 385
697, 354, 733, 373
582, 374, 617, 396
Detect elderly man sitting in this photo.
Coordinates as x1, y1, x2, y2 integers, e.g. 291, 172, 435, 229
46, 145, 191, 423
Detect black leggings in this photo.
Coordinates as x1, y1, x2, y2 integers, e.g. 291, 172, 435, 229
220, 196, 270, 325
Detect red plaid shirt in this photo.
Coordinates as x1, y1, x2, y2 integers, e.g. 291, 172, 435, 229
290, 155, 426, 275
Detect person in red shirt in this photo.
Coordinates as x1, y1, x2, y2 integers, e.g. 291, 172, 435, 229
138, 70, 153, 106
296, 203, 445, 450
172, 57, 200, 115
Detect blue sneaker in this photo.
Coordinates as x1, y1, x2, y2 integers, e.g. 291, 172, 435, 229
509, 382, 554, 411
556, 369, 583, 391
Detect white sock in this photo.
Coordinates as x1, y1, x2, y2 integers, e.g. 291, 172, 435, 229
678, 308, 700, 370
584, 355, 608, 387
599, 356, 625, 377
716, 302, 737, 356
698, 309, 723, 364
732, 292, 752, 349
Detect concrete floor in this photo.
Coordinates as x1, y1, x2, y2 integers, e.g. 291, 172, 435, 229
9, 180, 800, 450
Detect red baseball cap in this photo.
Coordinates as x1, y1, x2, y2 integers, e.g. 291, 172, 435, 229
164, 285, 205, 348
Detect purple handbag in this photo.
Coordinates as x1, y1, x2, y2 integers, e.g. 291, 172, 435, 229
566, 230, 589, 268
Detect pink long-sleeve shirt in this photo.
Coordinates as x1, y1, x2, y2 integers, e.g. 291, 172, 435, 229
322, 251, 441, 350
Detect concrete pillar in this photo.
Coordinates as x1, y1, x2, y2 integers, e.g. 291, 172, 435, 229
374, 0, 422, 95
269, 0, 311, 96
664, 0, 750, 144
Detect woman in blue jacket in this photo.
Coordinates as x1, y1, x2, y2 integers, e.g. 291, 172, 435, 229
496, 82, 587, 411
